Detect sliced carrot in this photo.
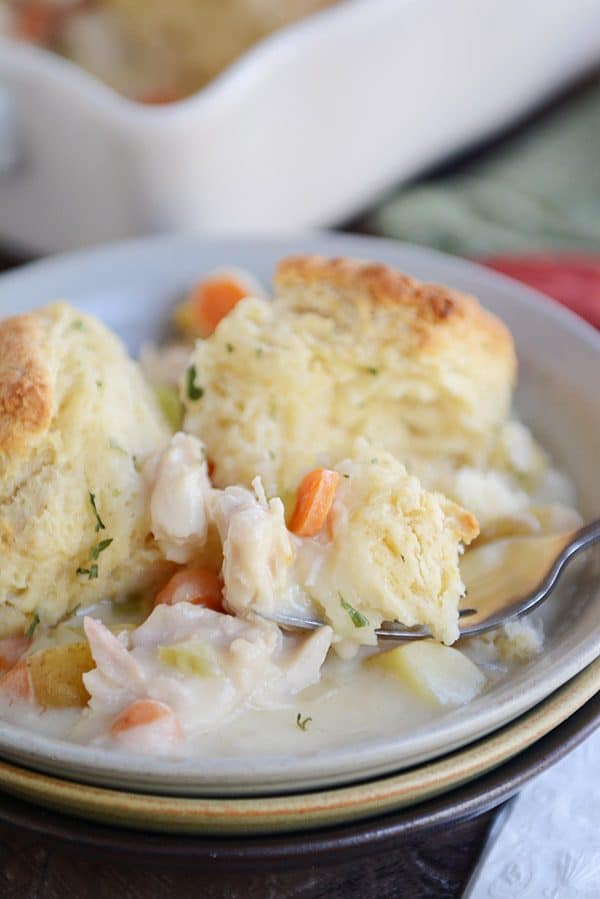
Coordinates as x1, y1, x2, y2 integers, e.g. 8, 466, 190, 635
110, 699, 182, 738
189, 275, 249, 337
154, 568, 224, 612
0, 636, 31, 673
0, 660, 33, 703
289, 468, 340, 537
137, 87, 184, 105
14, 3, 64, 44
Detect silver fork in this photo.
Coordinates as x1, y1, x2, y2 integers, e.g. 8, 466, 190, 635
270, 519, 600, 640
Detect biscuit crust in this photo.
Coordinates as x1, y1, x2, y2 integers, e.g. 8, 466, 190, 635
275, 254, 515, 362
0, 313, 52, 459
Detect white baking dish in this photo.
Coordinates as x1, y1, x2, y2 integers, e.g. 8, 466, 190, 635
1, 0, 599, 253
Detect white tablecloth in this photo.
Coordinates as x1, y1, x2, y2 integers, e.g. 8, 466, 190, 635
466, 727, 600, 897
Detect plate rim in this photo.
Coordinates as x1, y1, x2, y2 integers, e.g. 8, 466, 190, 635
0, 678, 598, 858
0, 646, 598, 837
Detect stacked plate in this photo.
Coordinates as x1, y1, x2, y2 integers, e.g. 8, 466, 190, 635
0, 233, 598, 850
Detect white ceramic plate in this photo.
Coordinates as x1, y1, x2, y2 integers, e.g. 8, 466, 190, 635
0, 232, 598, 796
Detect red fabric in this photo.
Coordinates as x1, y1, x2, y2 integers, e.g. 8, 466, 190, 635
481, 255, 600, 329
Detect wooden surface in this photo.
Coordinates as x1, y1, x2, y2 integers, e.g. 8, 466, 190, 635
0, 806, 500, 898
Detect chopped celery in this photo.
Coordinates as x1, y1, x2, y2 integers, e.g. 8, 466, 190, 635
155, 384, 184, 430
158, 640, 222, 677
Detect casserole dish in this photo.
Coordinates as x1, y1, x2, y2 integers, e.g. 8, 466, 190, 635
0, 0, 599, 252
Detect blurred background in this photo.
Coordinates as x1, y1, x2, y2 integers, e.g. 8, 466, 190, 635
0, 0, 599, 323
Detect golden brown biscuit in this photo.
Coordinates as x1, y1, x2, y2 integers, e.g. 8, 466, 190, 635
0, 312, 52, 459
0, 302, 171, 637
183, 255, 516, 496
275, 255, 513, 365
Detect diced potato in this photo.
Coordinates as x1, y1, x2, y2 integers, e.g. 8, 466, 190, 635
158, 640, 222, 678
370, 639, 486, 707
27, 642, 94, 708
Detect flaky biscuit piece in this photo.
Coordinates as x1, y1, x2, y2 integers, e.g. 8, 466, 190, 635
313, 443, 479, 646
183, 255, 516, 497
275, 254, 513, 348
0, 303, 171, 637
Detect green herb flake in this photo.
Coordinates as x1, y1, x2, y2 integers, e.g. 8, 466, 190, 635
89, 538, 113, 561
339, 593, 369, 628
366, 366, 379, 375
268, 450, 275, 460
89, 493, 106, 532
342, 473, 350, 479
96, 380, 103, 389
186, 365, 204, 401
226, 342, 235, 353
71, 320, 85, 331
370, 458, 379, 465
255, 347, 264, 359
109, 438, 128, 455
76, 564, 99, 581
26, 613, 40, 639
296, 713, 312, 731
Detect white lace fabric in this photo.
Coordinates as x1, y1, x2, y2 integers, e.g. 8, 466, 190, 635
467, 728, 600, 897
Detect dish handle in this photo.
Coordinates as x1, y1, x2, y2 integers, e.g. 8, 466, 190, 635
0, 84, 20, 176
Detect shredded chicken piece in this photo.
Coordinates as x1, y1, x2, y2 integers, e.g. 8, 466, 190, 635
81, 603, 331, 749
283, 626, 333, 693
212, 477, 294, 617
147, 433, 213, 563
83, 617, 145, 714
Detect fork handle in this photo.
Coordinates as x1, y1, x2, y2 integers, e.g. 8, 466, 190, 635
563, 518, 600, 559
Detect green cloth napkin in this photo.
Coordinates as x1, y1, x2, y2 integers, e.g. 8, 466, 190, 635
368, 77, 600, 255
